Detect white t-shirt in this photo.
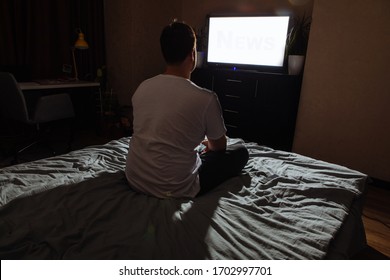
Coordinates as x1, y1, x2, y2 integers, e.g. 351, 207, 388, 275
125, 74, 226, 198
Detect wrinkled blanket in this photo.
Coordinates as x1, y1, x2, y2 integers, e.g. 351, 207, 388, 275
0, 137, 367, 259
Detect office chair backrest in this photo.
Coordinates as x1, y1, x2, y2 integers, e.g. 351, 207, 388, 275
34, 93, 75, 123
0, 72, 30, 123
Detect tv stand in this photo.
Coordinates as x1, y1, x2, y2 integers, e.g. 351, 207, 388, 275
191, 68, 302, 151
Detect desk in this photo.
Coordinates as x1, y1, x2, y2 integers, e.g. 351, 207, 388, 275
19, 80, 100, 91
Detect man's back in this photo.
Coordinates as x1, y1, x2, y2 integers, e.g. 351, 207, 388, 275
125, 74, 226, 198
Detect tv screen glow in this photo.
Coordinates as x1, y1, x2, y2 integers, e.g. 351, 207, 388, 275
207, 16, 290, 68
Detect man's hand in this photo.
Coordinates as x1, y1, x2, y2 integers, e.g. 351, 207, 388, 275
202, 135, 226, 152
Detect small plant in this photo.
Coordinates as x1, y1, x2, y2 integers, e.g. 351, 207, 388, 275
95, 65, 107, 93
286, 13, 312, 56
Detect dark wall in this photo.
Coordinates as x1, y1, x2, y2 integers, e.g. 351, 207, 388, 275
0, 0, 105, 81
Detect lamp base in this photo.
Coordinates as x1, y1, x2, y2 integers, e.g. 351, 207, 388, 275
71, 48, 79, 81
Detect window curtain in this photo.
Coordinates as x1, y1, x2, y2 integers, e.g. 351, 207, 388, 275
0, 0, 105, 81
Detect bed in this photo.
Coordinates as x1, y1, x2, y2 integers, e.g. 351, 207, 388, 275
0, 137, 367, 259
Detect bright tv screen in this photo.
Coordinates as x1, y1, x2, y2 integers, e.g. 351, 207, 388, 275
207, 16, 290, 69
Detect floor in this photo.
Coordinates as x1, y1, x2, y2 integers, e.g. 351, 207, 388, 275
361, 183, 390, 258
0, 119, 122, 167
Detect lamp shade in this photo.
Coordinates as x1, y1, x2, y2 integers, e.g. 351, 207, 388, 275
74, 32, 89, 49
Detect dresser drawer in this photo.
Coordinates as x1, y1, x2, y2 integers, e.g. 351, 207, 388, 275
213, 73, 258, 99
222, 108, 240, 125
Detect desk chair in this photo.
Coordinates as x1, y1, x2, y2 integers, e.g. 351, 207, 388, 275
0, 72, 75, 163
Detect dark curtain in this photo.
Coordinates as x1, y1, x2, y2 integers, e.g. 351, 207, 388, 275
0, 0, 105, 81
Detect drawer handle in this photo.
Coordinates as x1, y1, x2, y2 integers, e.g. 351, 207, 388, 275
226, 79, 242, 83
224, 109, 239, 114
226, 124, 238, 128
225, 94, 240, 99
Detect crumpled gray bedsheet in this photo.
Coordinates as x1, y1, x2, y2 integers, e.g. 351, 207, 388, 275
0, 137, 367, 259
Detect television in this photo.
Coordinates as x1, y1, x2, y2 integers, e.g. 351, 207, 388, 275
206, 15, 290, 72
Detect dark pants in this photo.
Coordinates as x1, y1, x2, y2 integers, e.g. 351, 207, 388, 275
197, 143, 249, 196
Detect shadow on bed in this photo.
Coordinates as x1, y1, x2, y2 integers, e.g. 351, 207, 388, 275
0, 170, 252, 259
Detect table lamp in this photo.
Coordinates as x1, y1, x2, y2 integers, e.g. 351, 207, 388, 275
72, 30, 89, 80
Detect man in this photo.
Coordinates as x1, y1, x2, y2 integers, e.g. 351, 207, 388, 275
125, 21, 248, 198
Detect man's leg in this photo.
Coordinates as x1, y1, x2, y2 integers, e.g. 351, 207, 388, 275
198, 143, 249, 196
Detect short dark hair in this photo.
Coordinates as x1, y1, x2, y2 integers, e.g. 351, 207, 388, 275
160, 21, 196, 65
